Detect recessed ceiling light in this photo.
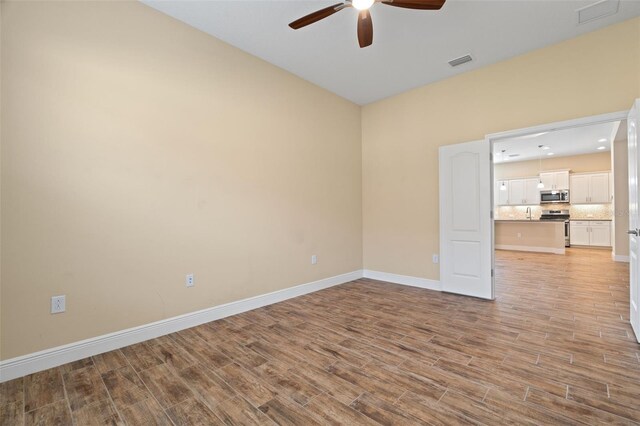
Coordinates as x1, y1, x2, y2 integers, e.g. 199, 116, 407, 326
597, 146, 606, 150
521, 132, 549, 139
598, 138, 607, 143
542, 146, 551, 150
547, 152, 555, 156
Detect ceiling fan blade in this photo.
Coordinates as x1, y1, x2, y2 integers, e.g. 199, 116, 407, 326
289, 3, 345, 29
357, 10, 373, 48
381, 0, 445, 10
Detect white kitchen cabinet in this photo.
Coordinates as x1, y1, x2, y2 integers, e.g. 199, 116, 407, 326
540, 171, 569, 190
523, 178, 541, 205
505, 178, 539, 205
570, 220, 611, 247
508, 179, 524, 205
570, 172, 611, 204
496, 181, 510, 205
570, 222, 590, 245
589, 173, 611, 203
570, 175, 590, 204
590, 222, 612, 246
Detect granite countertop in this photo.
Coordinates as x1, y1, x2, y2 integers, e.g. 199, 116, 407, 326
494, 219, 561, 223
570, 218, 612, 221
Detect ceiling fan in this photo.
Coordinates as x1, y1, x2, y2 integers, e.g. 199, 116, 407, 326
288, 0, 446, 48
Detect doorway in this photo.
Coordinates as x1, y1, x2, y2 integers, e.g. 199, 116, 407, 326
486, 111, 628, 296
486, 111, 637, 347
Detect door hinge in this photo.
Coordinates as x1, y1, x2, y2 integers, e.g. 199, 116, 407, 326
490, 210, 494, 219
491, 268, 494, 277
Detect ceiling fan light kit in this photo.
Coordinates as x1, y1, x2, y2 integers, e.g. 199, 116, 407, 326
288, 0, 446, 48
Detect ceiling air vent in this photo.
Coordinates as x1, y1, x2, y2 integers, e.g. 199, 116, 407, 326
577, 0, 619, 25
448, 54, 473, 68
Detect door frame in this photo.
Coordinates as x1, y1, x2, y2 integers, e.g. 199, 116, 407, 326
484, 110, 628, 298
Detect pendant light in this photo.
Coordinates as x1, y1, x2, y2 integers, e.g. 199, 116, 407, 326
499, 150, 507, 191
537, 145, 544, 189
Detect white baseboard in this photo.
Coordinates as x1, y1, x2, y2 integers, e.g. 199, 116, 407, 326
495, 244, 565, 255
0, 270, 363, 383
613, 254, 630, 262
363, 269, 441, 291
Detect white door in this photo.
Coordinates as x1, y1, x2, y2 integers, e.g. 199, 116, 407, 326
508, 179, 525, 205
628, 100, 640, 342
589, 173, 610, 203
439, 140, 493, 299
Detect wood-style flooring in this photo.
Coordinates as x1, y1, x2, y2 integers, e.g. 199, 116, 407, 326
1, 248, 639, 425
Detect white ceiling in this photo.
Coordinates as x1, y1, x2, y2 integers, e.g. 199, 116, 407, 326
142, 0, 640, 105
493, 120, 623, 164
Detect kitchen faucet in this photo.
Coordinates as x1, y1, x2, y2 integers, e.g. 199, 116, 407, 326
526, 207, 532, 221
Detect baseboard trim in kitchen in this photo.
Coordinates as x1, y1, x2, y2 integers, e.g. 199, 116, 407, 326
613, 254, 630, 263
495, 244, 565, 255
363, 269, 442, 291
0, 269, 364, 383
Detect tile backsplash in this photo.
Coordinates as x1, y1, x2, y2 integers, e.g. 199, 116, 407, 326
495, 206, 544, 220
495, 204, 613, 220
569, 204, 614, 219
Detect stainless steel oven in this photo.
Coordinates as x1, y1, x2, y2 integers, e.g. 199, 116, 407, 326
540, 189, 569, 204
540, 209, 571, 247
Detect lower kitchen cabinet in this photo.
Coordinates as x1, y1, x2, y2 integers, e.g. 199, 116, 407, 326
570, 221, 611, 247
570, 223, 590, 246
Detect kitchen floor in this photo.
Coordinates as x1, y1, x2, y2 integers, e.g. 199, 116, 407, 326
2, 249, 639, 425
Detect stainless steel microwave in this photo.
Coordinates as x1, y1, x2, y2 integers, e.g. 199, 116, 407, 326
540, 189, 569, 204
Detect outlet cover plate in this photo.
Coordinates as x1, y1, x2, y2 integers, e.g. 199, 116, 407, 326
51, 295, 66, 314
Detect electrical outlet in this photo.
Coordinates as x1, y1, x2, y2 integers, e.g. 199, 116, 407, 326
185, 274, 194, 287
51, 295, 66, 314
311, 255, 317, 265
517, 232, 522, 238
432, 254, 439, 264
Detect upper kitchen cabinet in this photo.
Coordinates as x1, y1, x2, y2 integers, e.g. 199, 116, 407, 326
507, 178, 540, 205
570, 172, 611, 204
496, 180, 510, 205
539, 171, 569, 190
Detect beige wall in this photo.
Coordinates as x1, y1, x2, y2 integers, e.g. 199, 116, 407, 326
362, 17, 640, 279
494, 151, 612, 180
1, 1, 362, 359
2, 2, 640, 361
613, 138, 630, 257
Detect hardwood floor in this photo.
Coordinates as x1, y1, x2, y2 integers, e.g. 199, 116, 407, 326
2, 248, 639, 425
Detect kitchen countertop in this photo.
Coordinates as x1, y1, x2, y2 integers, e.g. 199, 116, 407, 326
494, 219, 562, 223
570, 219, 612, 221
